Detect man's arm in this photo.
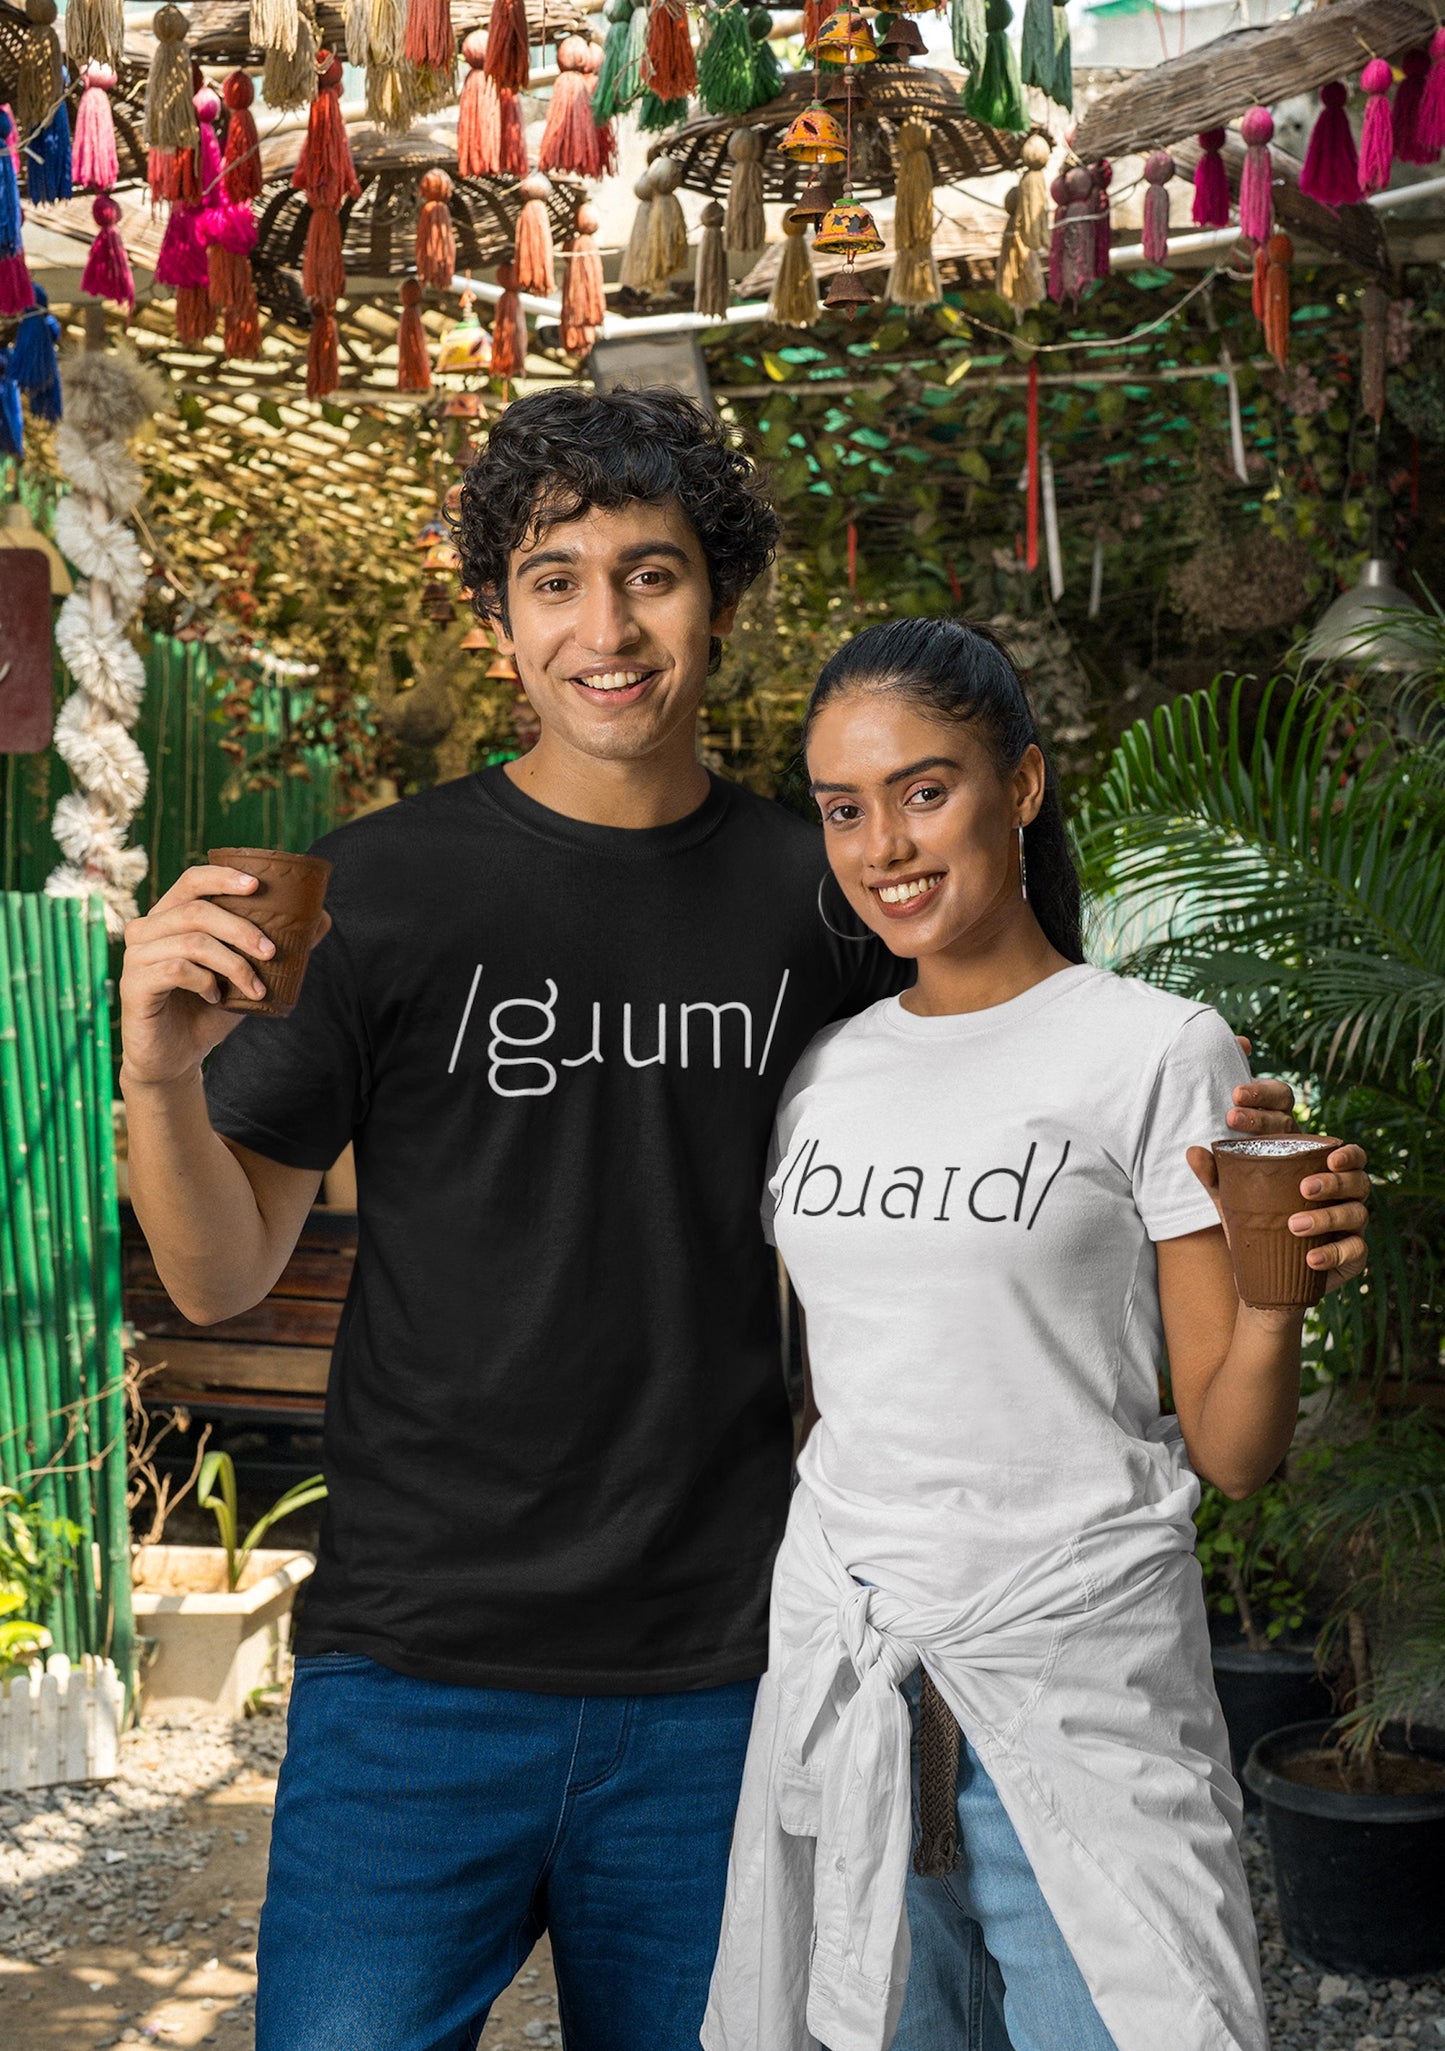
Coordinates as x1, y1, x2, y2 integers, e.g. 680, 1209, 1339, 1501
120, 863, 324, 1325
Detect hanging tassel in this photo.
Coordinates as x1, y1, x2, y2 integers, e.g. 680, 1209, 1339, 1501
303, 199, 345, 299
1238, 104, 1273, 243
593, 0, 643, 121
484, 0, 531, 93
263, 0, 318, 110
396, 275, 431, 390
1299, 82, 1359, 207
996, 187, 1042, 313
416, 166, 457, 287
618, 168, 655, 291
223, 274, 261, 357
1092, 157, 1111, 278
73, 62, 120, 191
1419, 27, 1445, 158
222, 70, 262, 201
1046, 168, 1066, 301
802, 0, 826, 48
1141, 148, 1172, 263
144, 5, 199, 156
514, 171, 555, 295
539, 35, 597, 174
251, 0, 299, 57
155, 145, 213, 343
205, 188, 257, 311
1357, 57, 1395, 195
749, 10, 780, 102
0, 348, 25, 457
1361, 280, 1387, 424
643, 153, 687, 290
1019, 0, 1054, 103
725, 126, 765, 254
1250, 237, 1266, 320
367, 0, 407, 63
1041, 443, 1062, 601
694, 198, 728, 316
65, 0, 124, 72
1262, 230, 1291, 370
26, 95, 73, 206
888, 117, 940, 308
15, 6, 65, 145
637, 90, 688, 132
561, 198, 606, 354
1025, 354, 1038, 569
964, 0, 1027, 134
770, 216, 818, 326
1015, 130, 1052, 250
697, 4, 757, 117
1393, 47, 1431, 164
645, 0, 695, 100
80, 189, 133, 307
498, 86, 529, 176
403, 0, 453, 71
13, 285, 62, 420
1049, 2, 1070, 110
293, 53, 361, 211
950, 0, 985, 73
365, 59, 416, 132
490, 259, 525, 379
306, 299, 339, 396
457, 30, 500, 171
583, 39, 618, 178
1060, 162, 1094, 303
1192, 127, 1229, 227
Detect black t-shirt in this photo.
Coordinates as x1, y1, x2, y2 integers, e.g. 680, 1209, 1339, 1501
203, 767, 903, 1693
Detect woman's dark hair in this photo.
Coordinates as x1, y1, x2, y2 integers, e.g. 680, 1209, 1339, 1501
804, 617, 1085, 964
451, 386, 781, 633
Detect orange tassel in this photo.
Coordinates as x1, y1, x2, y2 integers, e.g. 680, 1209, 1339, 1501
307, 300, 339, 397
457, 31, 500, 173
497, 86, 529, 177
304, 203, 346, 302
1263, 231, 1291, 370
396, 276, 432, 390
539, 35, 598, 176
149, 145, 199, 203
513, 172, 555, 295
175, 281, 214, 344
644, 0, 695, 100
1251, 242, 1267, 321
490, 260, 526, 379
802, 0, 827, 47
221, 70, 261, 202
416, 168, 457, 289
560, 199, 605, 355
208, 239, 252, 310
484, 0, 530, 93
224, 277, 261, 358
293, 53, 360, 212
403, 0, 454, 71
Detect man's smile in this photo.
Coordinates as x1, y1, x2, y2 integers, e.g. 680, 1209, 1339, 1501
567, 665, 661, 705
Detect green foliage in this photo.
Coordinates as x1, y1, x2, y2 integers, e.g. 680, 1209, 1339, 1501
1, 1485, 82, 1621
1195, 1482, 1308, 1649
197, 1452, 327, 1593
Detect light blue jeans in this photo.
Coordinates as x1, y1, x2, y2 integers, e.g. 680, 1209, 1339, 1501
893, 1673, 1119, 2051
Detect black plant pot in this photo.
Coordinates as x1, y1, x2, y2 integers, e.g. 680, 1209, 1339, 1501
1245, 1719, 1445, 1977
1210, 1639, 1333, 1810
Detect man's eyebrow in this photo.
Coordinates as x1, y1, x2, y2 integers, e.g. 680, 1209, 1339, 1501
811, 755, 963, 794
515, 540, 696, 577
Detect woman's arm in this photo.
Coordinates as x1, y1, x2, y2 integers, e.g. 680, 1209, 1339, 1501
1159, 1142, 1370, 1498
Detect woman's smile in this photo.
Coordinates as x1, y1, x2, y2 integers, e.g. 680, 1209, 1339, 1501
871, 872, 946, 917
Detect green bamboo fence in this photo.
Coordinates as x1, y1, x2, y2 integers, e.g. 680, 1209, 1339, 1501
0, 894, 134, 1695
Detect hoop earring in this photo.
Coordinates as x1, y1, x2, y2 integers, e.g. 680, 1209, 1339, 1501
817, 873, 875, 944
1018, 823, 1029, 902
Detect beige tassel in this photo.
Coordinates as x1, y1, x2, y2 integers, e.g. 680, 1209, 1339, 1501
887, 119, 939, 309
263, 0, 318, 111
1015, 130, 1052, 251
365, 58, 418, 130
644, 154, 689, 292
250, 0, 299, 57
16, 5, 65, 139
694, 199, 729, 318
996, 185, 1043, 313
725, 127, 765, 255
144, 4, 199, 152
770, 216, 818, 328
344, 0, 371, 61
618, 169, 656, 292
65, 0, 124, 71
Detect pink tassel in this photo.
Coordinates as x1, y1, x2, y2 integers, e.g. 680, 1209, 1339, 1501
457, 30, 500, 174
155, 199, 209, 290
194, 85, 223, 203
1061, 164, 1095, 304
1141, 150, 1172, 264
1299, 82, 1359, 206
1419, 27, 1445, 157
1092, 158, 1112, 279
1192, 128, 1230, 228
0, 254, 36, 316
1357, 57, 1395, 195
1393, 46, 1433, 164
73, 62, 120, 191
81, 191, 134, 308
1238, 105, 1273, 243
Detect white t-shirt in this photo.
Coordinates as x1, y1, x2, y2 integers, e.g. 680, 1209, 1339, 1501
768, 963, 1250, 1605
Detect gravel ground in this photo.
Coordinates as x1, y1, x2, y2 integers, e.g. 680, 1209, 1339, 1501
1, 1711, 1442, 2049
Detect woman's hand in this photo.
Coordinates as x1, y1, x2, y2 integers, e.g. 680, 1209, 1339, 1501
1186, 1141, 1370, 1291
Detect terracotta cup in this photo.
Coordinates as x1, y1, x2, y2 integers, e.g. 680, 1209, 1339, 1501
1211, 1135, 1340, 1310
207, 847, 333, 1018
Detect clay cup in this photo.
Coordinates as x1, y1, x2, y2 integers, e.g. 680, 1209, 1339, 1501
1211, 1135, 1340, 1310
206, 847, 333, 1018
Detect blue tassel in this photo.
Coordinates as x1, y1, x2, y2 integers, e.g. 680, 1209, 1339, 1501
12, 286, 62, 422
0, 348, 24, 458
26, 94, 73, 206
0, 111, 24, 257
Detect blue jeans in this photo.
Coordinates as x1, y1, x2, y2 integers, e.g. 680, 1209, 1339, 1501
256, 1653, 758, 2051
893, 1676, 1119, 2051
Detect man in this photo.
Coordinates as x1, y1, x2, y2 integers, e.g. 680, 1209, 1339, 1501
120, 389, 1367, 2051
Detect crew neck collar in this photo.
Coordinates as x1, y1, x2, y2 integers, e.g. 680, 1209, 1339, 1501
880, 962, 1100, 1038
472, 763, 732, 858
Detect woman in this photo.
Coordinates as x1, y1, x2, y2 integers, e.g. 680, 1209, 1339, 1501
703, 620, 1369, 2051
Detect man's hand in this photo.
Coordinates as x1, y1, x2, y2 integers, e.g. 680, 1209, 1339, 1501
120, 864, 275, 1089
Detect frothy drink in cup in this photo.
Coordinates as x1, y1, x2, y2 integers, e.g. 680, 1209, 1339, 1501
207, 847, 332, 1019
1211, 1135, 1340, 1310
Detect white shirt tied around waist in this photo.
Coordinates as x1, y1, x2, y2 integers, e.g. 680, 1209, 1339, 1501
703, 1480, 1268, 2051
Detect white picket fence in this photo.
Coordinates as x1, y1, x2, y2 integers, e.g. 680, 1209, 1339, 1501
0, 1654, 123, 1792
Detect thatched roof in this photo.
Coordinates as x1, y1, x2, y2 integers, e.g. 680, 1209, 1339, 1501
1074, 0, 1432, 162
1169, 134, 1389, 276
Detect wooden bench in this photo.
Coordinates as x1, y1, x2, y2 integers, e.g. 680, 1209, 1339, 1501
121, 1204, 356, 1427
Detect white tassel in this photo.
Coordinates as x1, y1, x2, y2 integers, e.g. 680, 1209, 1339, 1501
53, 699, 150, 817
249, 0, 299, 56
54, 598, 146, 721
53, 427, 142, 514
52, 500, 147, 608
1041, 445, 1064, 602
51, 793, 149, 887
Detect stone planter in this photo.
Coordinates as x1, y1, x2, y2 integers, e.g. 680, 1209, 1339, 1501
131, 1545, 314, 1719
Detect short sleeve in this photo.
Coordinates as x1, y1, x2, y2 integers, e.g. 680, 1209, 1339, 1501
1133, 1007, 1251, 1242
203, 917, 367, 1172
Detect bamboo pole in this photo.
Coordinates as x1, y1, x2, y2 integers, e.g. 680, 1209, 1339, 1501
0, 905, 25, 1495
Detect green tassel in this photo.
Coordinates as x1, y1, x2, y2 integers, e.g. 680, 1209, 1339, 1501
595, 1, 648, 119
951, 0, 986, 72
964, 0, 1027, 132
591, 0, 637, 123
1050, 2, 1071, 109
749, 20, 782, 103
638, 89, 689, 129
697, 3, 758, 115
1019, 0, 1054, 98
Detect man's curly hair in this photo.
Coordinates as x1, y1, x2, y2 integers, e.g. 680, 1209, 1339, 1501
451, 386, 781, 628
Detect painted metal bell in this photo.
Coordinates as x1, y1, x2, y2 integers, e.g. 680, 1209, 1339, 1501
877, 14, 926, 55
814, 6, 878, 63
780, 100, 848, 162
888, 0, 942, 14
813, 196, 885, 255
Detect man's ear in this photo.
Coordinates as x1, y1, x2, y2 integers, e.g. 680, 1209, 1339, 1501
711, 601, 739, 639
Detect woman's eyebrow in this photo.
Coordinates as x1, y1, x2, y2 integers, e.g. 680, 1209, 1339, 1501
811, 755, 963, 794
